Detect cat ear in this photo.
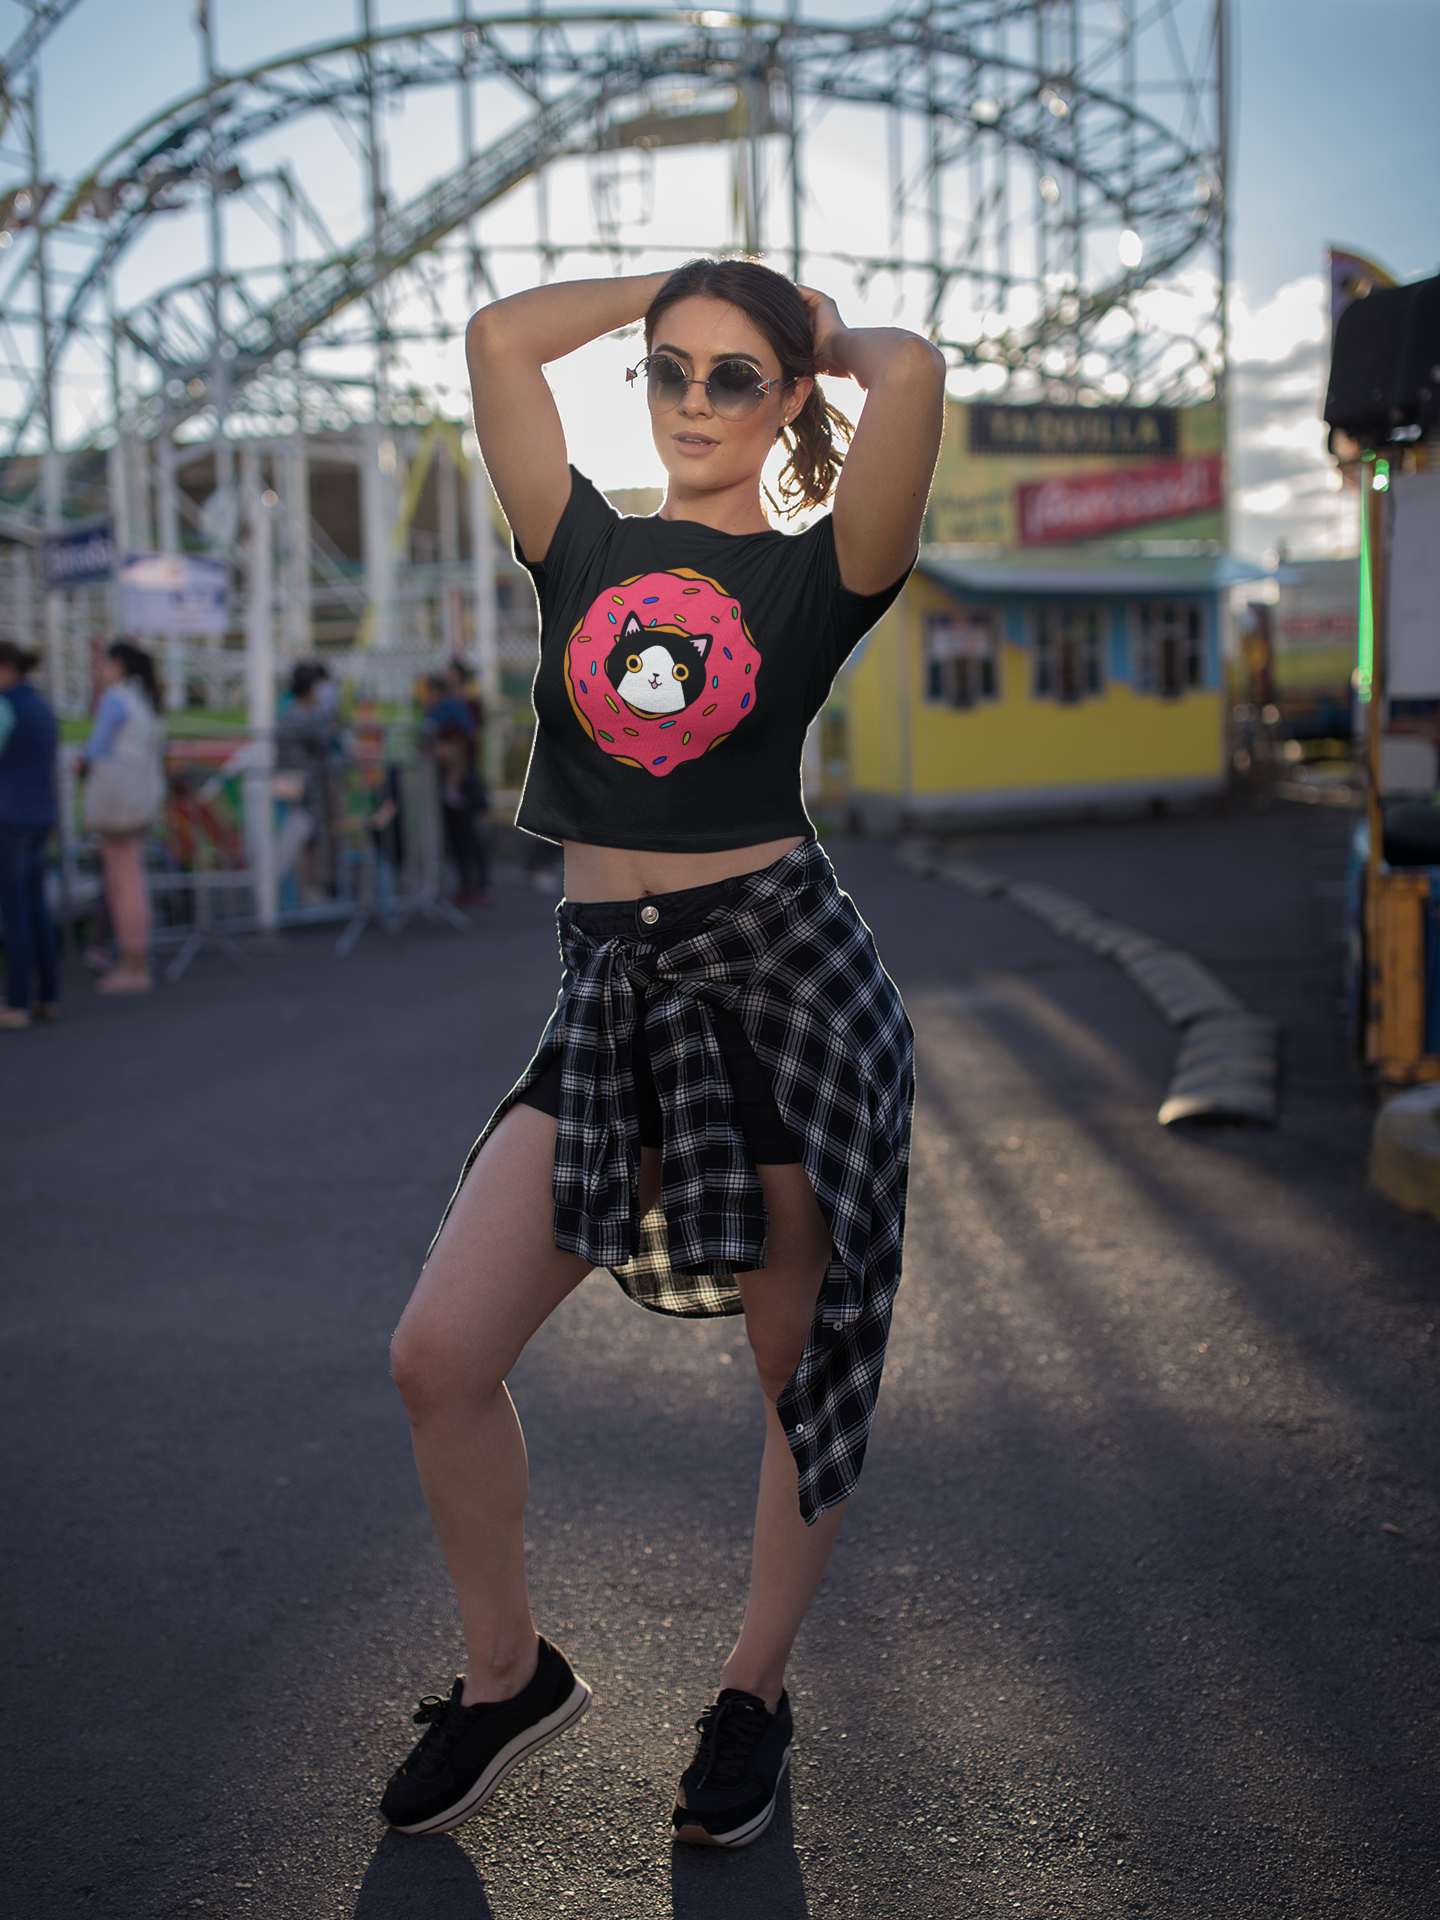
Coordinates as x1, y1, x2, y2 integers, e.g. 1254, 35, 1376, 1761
620, 611, 647, 641
683, 631, 711, 658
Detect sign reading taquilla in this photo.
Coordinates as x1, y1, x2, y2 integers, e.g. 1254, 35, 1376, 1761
968, 404, 1179, 458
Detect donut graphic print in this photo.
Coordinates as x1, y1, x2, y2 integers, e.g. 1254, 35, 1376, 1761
562, 567, 760, 776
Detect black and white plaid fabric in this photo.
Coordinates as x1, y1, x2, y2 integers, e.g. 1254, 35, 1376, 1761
445, 839, 913, 1524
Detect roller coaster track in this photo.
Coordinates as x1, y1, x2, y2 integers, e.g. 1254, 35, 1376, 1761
3, 7, 1223, 454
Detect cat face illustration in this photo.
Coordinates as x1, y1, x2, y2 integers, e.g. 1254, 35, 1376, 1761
605, 612, 711, 716
564, 568, 759, 777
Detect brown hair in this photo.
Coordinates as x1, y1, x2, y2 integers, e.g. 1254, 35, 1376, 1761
0, 640, 40, 676
643, 258, 853, 520
108, 640, 162, 711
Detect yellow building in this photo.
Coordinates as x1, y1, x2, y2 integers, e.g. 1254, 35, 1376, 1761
838, 550, 1261, 829
830, 399, 1261, 827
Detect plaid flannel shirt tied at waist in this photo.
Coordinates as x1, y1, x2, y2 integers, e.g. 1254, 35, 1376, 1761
551, 922, 778, 1277
545, 841, 912, 1322
460, 839, 915, 1522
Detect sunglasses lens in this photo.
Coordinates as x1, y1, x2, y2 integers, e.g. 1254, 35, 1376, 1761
645, 355, 688, 409
709, 360, 764, 417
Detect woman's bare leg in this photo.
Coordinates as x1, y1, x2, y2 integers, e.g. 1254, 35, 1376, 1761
98, 832, 152, 984
390, 1104, 591, 1704
719, 1163, 844, 1713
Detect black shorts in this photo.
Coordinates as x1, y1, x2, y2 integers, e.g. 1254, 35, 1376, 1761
519, 876, 802, 1167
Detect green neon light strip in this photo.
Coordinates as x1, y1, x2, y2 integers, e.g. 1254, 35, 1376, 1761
1356, 457, 1388, 704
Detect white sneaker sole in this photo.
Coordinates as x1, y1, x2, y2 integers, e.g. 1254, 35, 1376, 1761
386, 1677, 593, 1836
672, 1745, 790, 1849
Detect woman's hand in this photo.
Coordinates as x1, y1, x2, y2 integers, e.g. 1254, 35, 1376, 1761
797, 286, 847, 377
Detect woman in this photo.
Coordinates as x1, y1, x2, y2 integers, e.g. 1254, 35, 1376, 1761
0, 640, 59, 1030
82, 641, 166, 995
423, 663, 493, 907
384, 260, 944, 1846
275, 662, 336, 906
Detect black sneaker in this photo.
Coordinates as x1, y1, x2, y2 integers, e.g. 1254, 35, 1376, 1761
671, 1687, 793, 1848
380, 1636, 591, 1835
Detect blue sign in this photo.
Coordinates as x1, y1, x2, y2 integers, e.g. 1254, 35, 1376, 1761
120, 553, 229, 637
43, 520, 117, 588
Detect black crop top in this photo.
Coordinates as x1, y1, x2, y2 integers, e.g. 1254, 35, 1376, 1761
513, 468, 910, 853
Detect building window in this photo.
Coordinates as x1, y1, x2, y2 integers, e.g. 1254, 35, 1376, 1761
1135, 602, 1204, 697
923, 608, 999, 708
1033, 604, 1103, 702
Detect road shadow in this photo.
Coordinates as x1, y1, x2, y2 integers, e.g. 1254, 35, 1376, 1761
354, 1832, 494, 1919
670, 1773, 809, 1918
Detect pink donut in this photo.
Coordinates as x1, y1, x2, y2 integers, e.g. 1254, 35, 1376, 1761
563, 567, 761, 777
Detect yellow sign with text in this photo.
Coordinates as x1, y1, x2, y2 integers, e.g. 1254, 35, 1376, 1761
925, 401, 1226, 548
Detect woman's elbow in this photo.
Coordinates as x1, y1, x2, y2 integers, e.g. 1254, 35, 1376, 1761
894, 333, 947, 394
465, 305, 505, 368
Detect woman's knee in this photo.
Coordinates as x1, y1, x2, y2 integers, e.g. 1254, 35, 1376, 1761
747, 1334, 807, 1407
389, 1303, 503, 1421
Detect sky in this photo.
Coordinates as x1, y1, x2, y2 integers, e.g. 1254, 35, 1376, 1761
2, 0, 1437, 563
1225, 0, 1439, 563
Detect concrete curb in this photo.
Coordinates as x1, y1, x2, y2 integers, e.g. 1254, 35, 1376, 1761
896, 841, 1279, 1127
1370, 1083, 1440, 1222
1158, 1012, 1282, 1125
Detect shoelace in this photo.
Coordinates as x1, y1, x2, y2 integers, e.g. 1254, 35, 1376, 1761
690, 1696, 767, 1789
406, 1691, 468, 1778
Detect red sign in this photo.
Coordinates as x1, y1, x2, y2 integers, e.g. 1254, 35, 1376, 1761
1016, 454, 1225, 545
1280, 615, 1356, 636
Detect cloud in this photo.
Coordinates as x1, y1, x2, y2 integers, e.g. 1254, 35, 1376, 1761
1229, 273, 1352, 561
1229, 274, 1328, 363
1237, 483, 1292, 515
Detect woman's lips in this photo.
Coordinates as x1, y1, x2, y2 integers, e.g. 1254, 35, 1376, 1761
672, 430, 719, 451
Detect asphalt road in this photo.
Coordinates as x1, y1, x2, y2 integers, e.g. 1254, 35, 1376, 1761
4, 804, 1438, 1919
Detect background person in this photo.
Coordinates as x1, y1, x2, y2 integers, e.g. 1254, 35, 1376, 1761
275, 662, 337, 905
82, 641, 166, 995
381, 258, 943, 1847
0, 640, 59, 1030
422, 665, 492, 907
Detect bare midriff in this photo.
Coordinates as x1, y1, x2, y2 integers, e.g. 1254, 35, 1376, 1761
562, 835, 807, 903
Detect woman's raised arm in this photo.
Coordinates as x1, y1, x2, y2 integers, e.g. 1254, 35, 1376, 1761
466, 273, 672, 563
799, 289, 946, 597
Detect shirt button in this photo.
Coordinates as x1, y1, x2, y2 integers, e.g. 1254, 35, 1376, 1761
639, 903, 660, 925
794, 1423, 805, 1434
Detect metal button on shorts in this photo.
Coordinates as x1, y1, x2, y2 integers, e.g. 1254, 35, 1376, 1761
640, 903, 660, 925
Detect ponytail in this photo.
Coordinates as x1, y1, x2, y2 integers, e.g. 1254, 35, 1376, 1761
108, 640, 162, 712
771, 385, 853, 520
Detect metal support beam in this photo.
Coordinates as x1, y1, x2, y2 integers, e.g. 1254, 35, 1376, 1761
155, 426, 184, 708
241, 446, 278, 935
787, 0, 802, 281
360, 421, 396, 648
200, 0, 233, 566
281, 434, 311, 657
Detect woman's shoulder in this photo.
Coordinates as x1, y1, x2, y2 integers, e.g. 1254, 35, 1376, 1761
111, 681, 164, 736
751, 508, 838, 574
523, 467, 616, 578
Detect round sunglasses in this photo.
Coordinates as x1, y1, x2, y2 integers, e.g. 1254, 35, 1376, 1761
625, 353, 792, 420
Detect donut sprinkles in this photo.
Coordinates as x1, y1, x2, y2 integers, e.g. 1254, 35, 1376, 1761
563, 567, 761, 777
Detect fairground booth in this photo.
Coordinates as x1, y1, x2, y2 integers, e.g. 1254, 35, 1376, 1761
833, 399, 1261, 829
